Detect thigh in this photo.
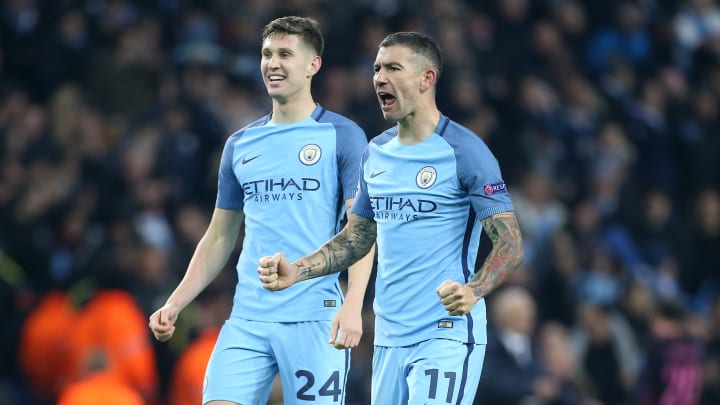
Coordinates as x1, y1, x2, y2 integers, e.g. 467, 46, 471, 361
274, 321, 350, 405
371, 345, 410, 405
407, 340, 486, 405
203, 318, 278, 405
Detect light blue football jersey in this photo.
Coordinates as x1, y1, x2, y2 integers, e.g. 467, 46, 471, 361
216, 104, 367, 322
352, 114, 514, 347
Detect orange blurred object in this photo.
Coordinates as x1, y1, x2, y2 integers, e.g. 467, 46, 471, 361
57, 370, 145, 405
18, 291, 77, 399
168, 327, 220, 405
65, 290, 159, 402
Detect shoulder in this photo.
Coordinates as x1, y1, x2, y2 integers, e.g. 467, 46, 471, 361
225, 113, 271, 142
369, 127, 397, 147
244, 113, 271, 129
440, 117, 489, 150
314, 107, 363, 133
439, 117, 497, 162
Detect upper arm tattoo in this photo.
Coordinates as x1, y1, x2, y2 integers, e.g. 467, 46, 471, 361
468, 212, 524, 298
297, 213, 376, 280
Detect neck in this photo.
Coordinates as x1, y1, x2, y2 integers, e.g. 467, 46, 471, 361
397, 104, 441, 145
271, 90, 316, 124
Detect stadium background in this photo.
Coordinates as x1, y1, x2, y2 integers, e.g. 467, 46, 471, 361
0, 0, 719, 404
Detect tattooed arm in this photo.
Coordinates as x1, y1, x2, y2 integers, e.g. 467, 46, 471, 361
470, 211, 524, 297
258, 213, 377, 291
437, 211, 523, 316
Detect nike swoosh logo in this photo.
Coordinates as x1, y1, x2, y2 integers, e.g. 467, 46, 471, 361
370, 170, 387, 178
242, 155, 261, 165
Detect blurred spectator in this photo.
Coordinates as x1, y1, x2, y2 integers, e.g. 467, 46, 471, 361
64, 287, 159, 404
679, 89, 720, 187
538, 321, 599, 405
574, 248, 626, 308
674, 0, 720, 74
88, 18, 164, 122
636, 299, 704, 405
56, 351, 144, 405
476, 286, 581, 405
536, 230, 581, 325
511, 170, 568, 267
682, 188, 720, 314
18, 291, 76, 402
588, 122, 635, 196
587, 1, 653, 76
629, 189, 685, 299
624, 77, 678, 195
700, 295, 720, 404
620, 281, 655, 349
571, 303, 640, 405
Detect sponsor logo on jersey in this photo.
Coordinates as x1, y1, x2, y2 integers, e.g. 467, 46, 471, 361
241, 177, 320, 202
438, 320, 454, 328
370, 169, 387, 178
299, 144, 321, 165
241, 154, 261, 164
323, 300, 337, 307
416, 166, 437, 189
483, 181, 507, 195
369, 196, 438, 222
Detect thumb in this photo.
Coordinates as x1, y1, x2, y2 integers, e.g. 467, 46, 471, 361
159, 308, 168, 325
272, 252, 288, 267
329, 318, 339, 344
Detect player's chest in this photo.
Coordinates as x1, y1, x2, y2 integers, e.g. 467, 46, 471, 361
232, 135, 334, 181
364, 157, 465, 219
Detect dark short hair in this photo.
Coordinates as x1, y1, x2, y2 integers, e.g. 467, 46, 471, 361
655, 299, 686, 322
262, 16, 324, 56
379, 32, 443, 78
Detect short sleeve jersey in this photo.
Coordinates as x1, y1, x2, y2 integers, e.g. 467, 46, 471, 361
216, 104, 367, 321
352, 115, 514, 346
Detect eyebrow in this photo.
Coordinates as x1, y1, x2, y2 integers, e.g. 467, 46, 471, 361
262, 47, 295, 54
374, 61, 403, 69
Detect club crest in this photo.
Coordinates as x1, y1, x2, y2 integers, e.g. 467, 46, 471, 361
416, 166, 437, 189
299, 144, 321, 165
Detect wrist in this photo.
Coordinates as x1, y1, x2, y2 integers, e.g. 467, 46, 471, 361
465, 284, 481, 301
164, 300, 181, 313
292, 262, 303, 282
342, 293, 365, 309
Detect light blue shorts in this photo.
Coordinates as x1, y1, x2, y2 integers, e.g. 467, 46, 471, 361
203, 317, 350, 405
371, 339, 486, 405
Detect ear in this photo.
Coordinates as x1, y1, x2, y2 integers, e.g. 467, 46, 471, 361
308, 55, 322, 78
419, 68, 438, 93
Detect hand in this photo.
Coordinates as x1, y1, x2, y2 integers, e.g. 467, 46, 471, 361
148, 303, 179, 342
329, 303, 363, 349
257, 253, 299, 291
436, 280, 479, 316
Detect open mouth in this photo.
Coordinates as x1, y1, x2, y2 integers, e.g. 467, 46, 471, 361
378, 92, 396, 108
268, 75, 286, 83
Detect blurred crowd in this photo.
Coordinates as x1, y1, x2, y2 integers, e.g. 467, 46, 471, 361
1, 0, 719, 404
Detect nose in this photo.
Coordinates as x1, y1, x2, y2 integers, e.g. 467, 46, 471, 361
374, 70, 387, 86
267, 55, 281, 69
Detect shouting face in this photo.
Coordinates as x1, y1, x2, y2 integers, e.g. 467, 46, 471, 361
373, 44, 433, 122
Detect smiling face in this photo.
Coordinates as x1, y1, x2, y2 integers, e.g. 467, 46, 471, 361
373, 44, 435, 122
261, 34, 320, 103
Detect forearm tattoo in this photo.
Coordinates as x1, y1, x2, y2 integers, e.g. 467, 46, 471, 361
468, 212, 524, 298
297, 214, 376, 280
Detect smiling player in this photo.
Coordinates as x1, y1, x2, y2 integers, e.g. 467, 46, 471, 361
149, 16, 374, 405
